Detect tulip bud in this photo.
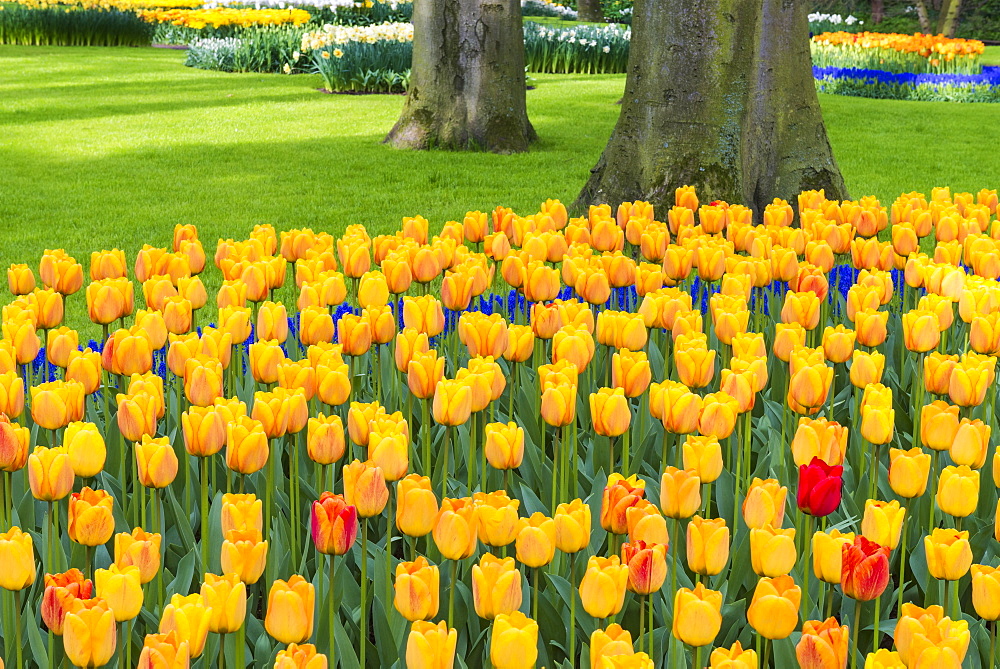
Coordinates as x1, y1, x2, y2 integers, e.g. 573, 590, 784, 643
396, 474, 438, 538
796, 618, 849, 669
660, 467, 701, 519
555, 498, 591, 554
602, 474, 646, 534
114, 528, 161, 584
841, 536, 890, 601
274, 644, 327, 669
0, 526, 36, 591
743, 478, 787, 530
159, 593, 212, 658
343, 459, 389, 518
924, 528, 972, 581
220, 529, 267, 585
474, 490, 520, 548
42, 569, 93, 635
264, 575, 314, 644
394, 556, 440, 621
936, 465, 979, 518
672, 582, 723, 648
433, 497, 477, 560
95, 564, 143, 622
63, 598, 116, 667
750, 525, 797, 577
200, 572, 247, 634
972, 564, 1000, 621
28, 445, 75, 502
747, 575, 800, 640
226, 416, 269, 476
472, 553, 522, 619
579, 556, 629, 619
135, 435, 178, 489
888, 447, 931, 498
406, 620, 457, 669
861, 500, 905, 550
68, 487, 114, 547
310, 492, 357, 556
221, 493, 262, 535
621, 540, 667, 595
812, 529, 855, 585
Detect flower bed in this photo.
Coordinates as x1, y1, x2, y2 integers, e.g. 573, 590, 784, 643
523, 21, 630, 74
814, 65, 1000, 103
299, 20, 411, 91
2, 185, 1000, 668
811, 31, 985, 75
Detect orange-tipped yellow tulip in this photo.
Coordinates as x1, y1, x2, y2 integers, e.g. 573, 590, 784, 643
490, 612, 538, 669
471, 553, 522, 619
936, 465, 979, 518
406, 620, 457, 669
68, 487, 114, 547
924, 528, 973, 581
433, 497, 477, 560
394, 556, 439, 622
28, 446, 74, 502
200, 572, 247, 634
264, 575, 314, 644
226, 416, 269, 476
0, 527, 35, 591
114, 528, 161, 584
579, 555, 629, 619
135, 435, 178, 489
396, 474, 437, 538
672, 582, 723, 647
601, 474, 646, 534
63, 598, 116, 667
709, 641, 758, 669
95, 564, 143, 622
686, 516, 729, 576
795, 617, 849, 669
220, 529, 267, 585
555, 498, 591, 554
159, 593, 212, 658
0, 413, 29, 474
342, 459, 388, 518
591, 387, 631, 438
682, 435, 723, 483
742, 478, 787, 530
747, 575, 801, 640
750, 525, 797, 577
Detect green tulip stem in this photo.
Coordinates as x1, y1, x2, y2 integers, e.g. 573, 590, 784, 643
361, 518, 368, 668
950, 576, 960, 620
868, 440, 877, 500
929, 450, 939, 533
851, 601, 862, 669
899, 501, 911, 615
639, 593, 646, 659
218, 632, 225, 669
14, 589, 23, 669
873, 593, 881, 651
125, 620, 132, 669
532, 567, 539, 622
509, 362, 517, 421
47, 501, 55, 573
647, 589, 654, 658
329, 554, 336, 665
694, 645, 702, 669
422, 399, 432, 480
448, 558, 458, 629
550, 427, 559, 512
236, 616, 244, 669
572, 421, 579, 499
468, 411, 477, 494
622, 424, 630, 477
201, 456, 209, 577
441, 426, 451, 499
990, 620, 997, 669
569, 552, 577, 666
85, 544, 94, 581
265, 438, 275, 543
803, 513, 813, 619
385, 486, 394, 610
292, 432, 301, 571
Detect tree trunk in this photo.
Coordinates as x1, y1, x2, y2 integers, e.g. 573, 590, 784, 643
937, 0, 962, 36
577, 0, 604, 22
383, 0, 536, 153
915, 0, 932, 33
575, 0, 847, 215
871, 0, 884, 23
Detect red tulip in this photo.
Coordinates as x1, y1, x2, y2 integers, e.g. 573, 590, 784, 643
797, 457, 843, 517
841, 536, 890, 601
311, 492, 358, 556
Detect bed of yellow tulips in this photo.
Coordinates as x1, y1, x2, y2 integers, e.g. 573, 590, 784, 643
2, 185, 1000, 668
811, 31, 987, 75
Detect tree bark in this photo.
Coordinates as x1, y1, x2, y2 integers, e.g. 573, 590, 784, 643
383, 0, 536, 153
937, 0, 961, 36
575, 0, 847, 216
577, 0, 604, 22
871, 0, 884, 23
915, 0, 932, 33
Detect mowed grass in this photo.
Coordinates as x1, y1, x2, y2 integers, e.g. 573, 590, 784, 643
1, 44, 998, 270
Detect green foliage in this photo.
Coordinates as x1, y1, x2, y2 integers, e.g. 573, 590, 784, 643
185, 25, 304, 73
307, 38, 411, 93
523, 21, 629, 74
0, 3, 152, 46
815, 75, 1000, 103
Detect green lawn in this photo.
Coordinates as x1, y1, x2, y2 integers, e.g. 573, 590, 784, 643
983, 45, 1000, 66
1, 44, 997, 271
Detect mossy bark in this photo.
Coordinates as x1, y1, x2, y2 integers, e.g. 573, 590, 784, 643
577, 0, 605, 22
575, 0, 847, 215
937, 0, 962, 36
383, 0, 536, 153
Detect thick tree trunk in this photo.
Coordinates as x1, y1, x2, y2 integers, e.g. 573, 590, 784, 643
871, 0, 884, 23
577, 0, 604, 22
575, 0, 847, 215
937, 0, 961, 36
383, 0, 536, 153
915, 0, 932, 33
